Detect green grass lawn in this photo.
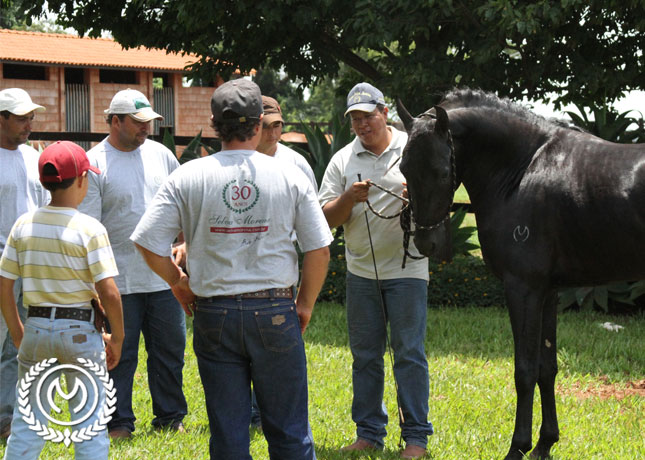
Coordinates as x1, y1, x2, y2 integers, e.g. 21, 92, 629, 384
2, 304, 643, 459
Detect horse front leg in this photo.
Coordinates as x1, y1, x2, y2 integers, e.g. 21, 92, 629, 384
531, 290, 559, 459
503, 276, 550, 460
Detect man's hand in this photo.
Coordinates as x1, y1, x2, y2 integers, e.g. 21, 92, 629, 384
171, 273, 197, 316
295, 302, 314, 335
346, 180, 371, 203
172, 242, 187, 270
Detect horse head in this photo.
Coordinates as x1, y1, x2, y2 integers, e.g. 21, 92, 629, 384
397, 99, 455, 262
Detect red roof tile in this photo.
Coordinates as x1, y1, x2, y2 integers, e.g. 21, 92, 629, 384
0, 29, 197, 72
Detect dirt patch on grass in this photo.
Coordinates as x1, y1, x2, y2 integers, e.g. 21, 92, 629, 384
560, 376, 645, 400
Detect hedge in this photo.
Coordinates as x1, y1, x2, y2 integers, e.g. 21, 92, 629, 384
316, 247, 505, 308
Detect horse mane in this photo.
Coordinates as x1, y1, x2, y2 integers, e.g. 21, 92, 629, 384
440, 88, 579, 133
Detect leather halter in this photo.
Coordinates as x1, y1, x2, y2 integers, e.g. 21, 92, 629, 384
408, 111, 457, 231
364, 112, 457, 268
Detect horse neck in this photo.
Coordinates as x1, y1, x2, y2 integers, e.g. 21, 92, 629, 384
450, 109, 550, 210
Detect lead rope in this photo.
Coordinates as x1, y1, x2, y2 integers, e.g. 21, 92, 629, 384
361, 179, 426, 269
358, 173, 405, 449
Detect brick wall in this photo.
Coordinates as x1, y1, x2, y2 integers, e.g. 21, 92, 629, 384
175, 85, 216, 138
1, 63, 217, 149
0, 64, 63, 132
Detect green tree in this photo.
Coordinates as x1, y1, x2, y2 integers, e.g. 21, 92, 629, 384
15, 0, 645, 113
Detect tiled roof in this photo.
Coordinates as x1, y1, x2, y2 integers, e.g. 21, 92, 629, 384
0, 29, 197, 72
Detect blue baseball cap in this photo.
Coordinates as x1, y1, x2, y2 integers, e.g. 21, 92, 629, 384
345, 82, 386, 116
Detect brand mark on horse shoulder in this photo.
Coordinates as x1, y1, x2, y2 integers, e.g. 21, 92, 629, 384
513, 225, 530, 242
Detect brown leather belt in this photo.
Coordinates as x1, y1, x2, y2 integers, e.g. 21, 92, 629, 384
201, 287, 294, 301
28, 306, 92, 322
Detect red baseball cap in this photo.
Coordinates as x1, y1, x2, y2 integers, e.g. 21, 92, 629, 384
39, 141, 101, 184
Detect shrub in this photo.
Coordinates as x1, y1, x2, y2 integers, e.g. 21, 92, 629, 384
426, 255, 505, 307
316, 242, 505, 308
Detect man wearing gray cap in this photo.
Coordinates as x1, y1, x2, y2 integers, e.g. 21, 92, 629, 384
319, 82, 433, 458
130, 78, 332, 459
79, 89, 187, 438
0, 88, 49, 439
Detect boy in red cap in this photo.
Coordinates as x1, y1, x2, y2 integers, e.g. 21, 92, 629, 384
0, 141, 124, 460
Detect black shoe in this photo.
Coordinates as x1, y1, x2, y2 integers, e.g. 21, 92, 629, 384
155, 421, 185, 433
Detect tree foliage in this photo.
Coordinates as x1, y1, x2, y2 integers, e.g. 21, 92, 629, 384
13, 0, 645, 113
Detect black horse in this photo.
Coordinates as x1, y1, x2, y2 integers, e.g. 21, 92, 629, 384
396, 89, 645, 460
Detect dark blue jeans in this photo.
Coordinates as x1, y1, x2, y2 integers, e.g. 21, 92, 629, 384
193, 296, 316, 460
346, 272, 433, 448
108, 289, 187, 432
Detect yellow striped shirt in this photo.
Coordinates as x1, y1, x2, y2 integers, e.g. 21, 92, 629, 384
0, 206, 118, 307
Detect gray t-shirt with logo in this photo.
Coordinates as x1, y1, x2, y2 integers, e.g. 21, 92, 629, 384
131, 150, 333, 297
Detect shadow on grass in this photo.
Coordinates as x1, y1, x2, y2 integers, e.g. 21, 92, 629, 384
305, 302, 645, 379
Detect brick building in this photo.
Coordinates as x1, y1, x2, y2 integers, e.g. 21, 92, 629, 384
0, 28, 223, 144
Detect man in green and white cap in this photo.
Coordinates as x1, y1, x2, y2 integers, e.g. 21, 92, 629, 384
79, 88, 188, 438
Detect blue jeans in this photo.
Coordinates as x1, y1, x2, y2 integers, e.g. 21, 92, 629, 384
345, 272, 433, 448
4, 315, 109, 460
0, 279, 25, 434
193, 296, 316, 460
107, 289, 187, 432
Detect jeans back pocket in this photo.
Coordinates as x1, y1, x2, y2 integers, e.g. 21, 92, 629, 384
194, 308, 227, 353
254, 305, 300, 353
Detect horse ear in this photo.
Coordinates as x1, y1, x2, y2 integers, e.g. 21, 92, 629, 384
396, 98, 414, 132
434, 106, 449, 136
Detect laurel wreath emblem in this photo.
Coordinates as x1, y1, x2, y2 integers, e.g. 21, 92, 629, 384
17, 358, 116, 447
222, 179, 260, 214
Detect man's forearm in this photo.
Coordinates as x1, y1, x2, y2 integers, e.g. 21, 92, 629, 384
295, 246, 330, 333
322, 194, 353, 228
134, 243, 184, 287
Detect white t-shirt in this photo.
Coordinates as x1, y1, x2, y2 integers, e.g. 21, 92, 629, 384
0, 144, 50, 254
131, 150, 333, 297
79, 138, 179, 294
274, 143, 318, 190
319, 127, 429, 281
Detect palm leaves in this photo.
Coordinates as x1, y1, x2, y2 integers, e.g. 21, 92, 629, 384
291, 115, 352, 186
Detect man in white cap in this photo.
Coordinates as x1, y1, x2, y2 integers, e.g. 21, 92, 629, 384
0, 88, 50, 439
79, 89, 187, 438
319, 82, 433, 458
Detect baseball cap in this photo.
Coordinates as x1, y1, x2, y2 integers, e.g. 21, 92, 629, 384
104, 89, 162, 122
0, 88, 45, 116
262, 96, 284, 125
345, 82, 386, 116
39, 141, 101, 184
211, 79, 262, 123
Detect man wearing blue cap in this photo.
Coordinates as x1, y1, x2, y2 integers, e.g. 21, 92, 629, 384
319, 83, 433, 458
